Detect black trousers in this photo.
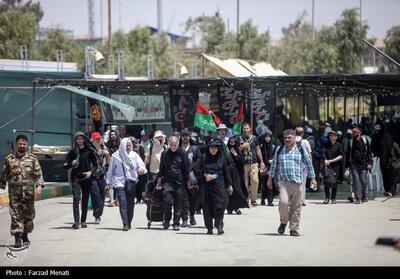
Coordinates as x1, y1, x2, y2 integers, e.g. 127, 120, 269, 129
203, 196, 225, 230
115, 181, 137, 226
381, 169, 393, 193
324, 184, 337, 199
261, 175, 279, 203
163, 187, 183, 225
181, 186, 200, 221
71, 178, 91, 224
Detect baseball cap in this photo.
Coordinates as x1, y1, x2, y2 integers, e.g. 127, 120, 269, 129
217, 124, 228, 130
154, 130, 165, 138
351, 127, 361, 133
91, 132, 102, 141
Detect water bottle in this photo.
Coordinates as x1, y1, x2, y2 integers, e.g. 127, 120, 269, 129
211, 174, 218, 180
310, 183, 317, 191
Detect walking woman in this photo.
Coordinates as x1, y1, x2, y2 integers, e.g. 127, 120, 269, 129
64, 132, 98, 229
194, 137, 233, 235
226, 136, 248, 215
90, 132, 110, 224
106, 138, 146, 231
322, 130, 343, 204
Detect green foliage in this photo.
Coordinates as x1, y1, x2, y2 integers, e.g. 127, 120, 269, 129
384, 25, 400, 72
239, 19, 270, 61
0, 3, 39, 59
185, 12, 225, 53
334, 8, 369, 73
38, 27, 84, 65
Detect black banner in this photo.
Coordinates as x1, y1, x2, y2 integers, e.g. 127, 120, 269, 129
218, 85, 246, 126
252, 85, 274, 127
169, 86, 199, 129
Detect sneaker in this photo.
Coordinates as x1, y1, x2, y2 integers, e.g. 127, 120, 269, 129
383, 192, 392, 197
362, 197, 368, 203
108, 202, 115, 207
72, 223, 79, 229
278, 223, 286, 235
261, 199, 266, 206
323, 199, 330, 204
348, 197, 354, 203
331, 199, 336, 204
267, 202, 275, 207
122, 225, 129, 231
251, 201, 259, 206
189, 216, 197, 226
227, 210, 233, 214
302, 203, 306, 206
163, 222, 170, 230
94, 218, 101, 224
173, 224, 180, 231
81, 222, 87, 228
290, 230, 300, 237
217, 228, 224, 235
207, 229, 213, 235
181, 220, 188, 227
235, 209, 242, 215
354, 199, 361, 204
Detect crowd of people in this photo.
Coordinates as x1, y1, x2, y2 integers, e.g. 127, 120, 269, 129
1, 113, 400, 247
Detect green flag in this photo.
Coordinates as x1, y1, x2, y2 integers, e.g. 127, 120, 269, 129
194, 102, 217, 132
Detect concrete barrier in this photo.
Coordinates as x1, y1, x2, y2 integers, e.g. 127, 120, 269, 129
0, 182, 71, 207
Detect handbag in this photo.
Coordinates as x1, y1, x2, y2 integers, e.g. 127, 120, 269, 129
189, 170, 198, 185
121, 161, 136, 193
324, 165, 337, 185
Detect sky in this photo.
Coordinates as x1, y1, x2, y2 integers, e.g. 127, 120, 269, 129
38, 0, 400, 40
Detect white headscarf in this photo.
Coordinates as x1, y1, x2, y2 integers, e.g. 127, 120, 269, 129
112, 137, 133, 169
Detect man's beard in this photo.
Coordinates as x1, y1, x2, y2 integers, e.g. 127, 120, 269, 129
17, 148, 26, 154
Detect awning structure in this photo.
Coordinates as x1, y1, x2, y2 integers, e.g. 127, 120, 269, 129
201, 53, 286, 77
56, 85, 135, 122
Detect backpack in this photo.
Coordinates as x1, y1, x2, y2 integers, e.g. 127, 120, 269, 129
276, 141, 306, 163
148, 142, 168, 166
349, 136, 367, 150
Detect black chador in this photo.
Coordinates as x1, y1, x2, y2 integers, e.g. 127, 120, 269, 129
195, 138, 232, 235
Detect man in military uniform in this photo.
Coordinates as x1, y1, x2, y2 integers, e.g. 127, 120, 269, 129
0, 135, 44, 248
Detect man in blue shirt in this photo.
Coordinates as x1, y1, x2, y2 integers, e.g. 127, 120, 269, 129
267, 129, 317, 237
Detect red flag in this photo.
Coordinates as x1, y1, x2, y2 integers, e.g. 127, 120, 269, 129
210, 111, 224, 127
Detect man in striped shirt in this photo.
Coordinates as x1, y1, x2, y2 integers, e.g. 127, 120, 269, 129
267, 129, 317, 237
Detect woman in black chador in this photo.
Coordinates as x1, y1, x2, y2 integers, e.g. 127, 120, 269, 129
195, 137, 233, 235
226, 136, 249, 214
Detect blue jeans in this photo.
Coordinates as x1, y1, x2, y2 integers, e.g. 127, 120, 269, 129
91, 178, 105, 219
351, 168, 368, 200
115, 181, 136, 226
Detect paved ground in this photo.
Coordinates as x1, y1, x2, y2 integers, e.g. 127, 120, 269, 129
0, 188, 399, 266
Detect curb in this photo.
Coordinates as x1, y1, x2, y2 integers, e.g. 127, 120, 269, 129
0, 183, 71, 207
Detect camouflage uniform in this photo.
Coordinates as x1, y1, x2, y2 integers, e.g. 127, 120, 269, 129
0, 152, 44, 235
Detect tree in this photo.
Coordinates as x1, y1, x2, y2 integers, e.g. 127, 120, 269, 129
0, 0, 43, 59
37, 27, 84, 65
184, 12, 225, 54
238, 19, 270, 61
334, 8, 369, 73
384, 25, 400, 72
